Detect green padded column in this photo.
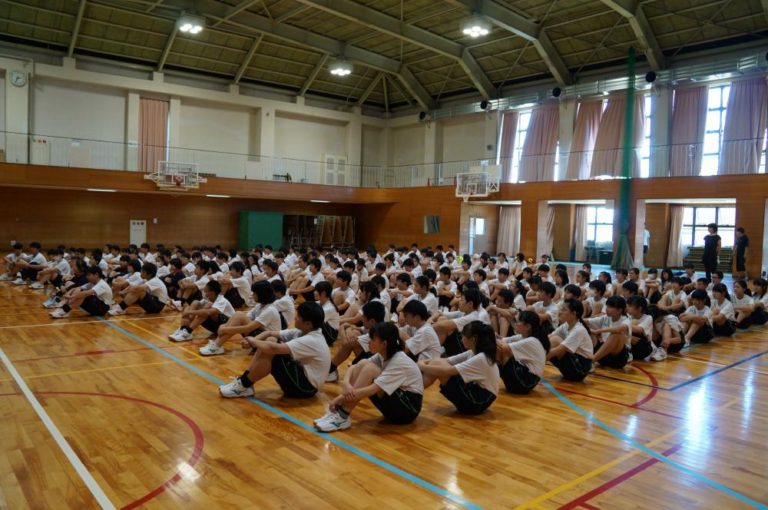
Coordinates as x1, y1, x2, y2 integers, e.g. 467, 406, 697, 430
239, 211, 284, 251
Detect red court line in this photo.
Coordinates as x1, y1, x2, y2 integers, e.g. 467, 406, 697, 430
556, 388, 681, 420
580, 503, 600, 510
558, 444, 683, 510
630, 366, 659, 408
13, 345, 179, 363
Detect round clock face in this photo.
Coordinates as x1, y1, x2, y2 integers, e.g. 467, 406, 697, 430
10, 70, 27, 87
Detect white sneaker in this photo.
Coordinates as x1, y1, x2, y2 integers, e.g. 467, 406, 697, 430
313, 410, 335, 426
325, 369, 339, 383
651, 348, 667, 361
169, 329, 193, 342
29, 282, 45, 290
219, 378, 254, 398
315, 411, 351, 432
108, 305, 124, 316
0, 274, 11, 281
199, 340, 225, 356
50, 308, 70, 319
12, 278, 25, 285
43, 297, 59, 308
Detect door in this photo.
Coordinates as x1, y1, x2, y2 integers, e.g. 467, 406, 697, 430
130, 220, 147, 246
469, 216, 486, 255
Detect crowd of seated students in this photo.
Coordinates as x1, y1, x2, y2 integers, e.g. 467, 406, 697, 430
3, 241, 766, 432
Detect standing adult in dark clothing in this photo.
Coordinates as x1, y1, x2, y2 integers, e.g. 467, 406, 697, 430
734, 227, 749, 279
702, 223, 721, 281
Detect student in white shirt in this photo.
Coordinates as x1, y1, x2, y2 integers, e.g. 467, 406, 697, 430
139, 243, 155, 264
626, 295, 656, 362
289, 258, 325, 302
399, 300, 441, 361
271, 280, 295, 330
432, 289, 490, 356
315, 281, 340, 347
331, 271, 356, 316
497, 310, 549, 394
168, 281, 236, 342
587, 296, 632, 369
398, 276, 438, 323
732, 280, 755, 329
680, 290, 714, 344
327, 300, 387, 382
487, 288, 521, 337
547, 299, 594, 381
751, 278, 768, 326
657, 277, 687, 316
419, 321, 498, 415
527, 281, 559, 335
509, 252, 527, 278
584, 280, 607, 318
200, 280, 281, 356
710, 283, 737, 337
108, 263, 169, 316
0, 242, 24, 281
219, 261, 253, 309
219, 302, 331, 400
174, 260, 212, 308
31, 248, 70, 290
436, 266, 457, 309
50, 267, 113, 319
13, 242, 47, 286
315, 322, 423, 432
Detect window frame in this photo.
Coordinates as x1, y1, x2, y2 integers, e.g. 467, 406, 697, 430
586, 206, 614, 245
681, 206, 736, 247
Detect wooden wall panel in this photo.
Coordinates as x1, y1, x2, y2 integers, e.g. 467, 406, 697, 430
458, 203, 499, 255
645, 203, 669, 268
552, 205, 574, 261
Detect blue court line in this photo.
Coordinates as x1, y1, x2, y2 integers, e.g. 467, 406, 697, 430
96, 318, 483, 510
668, 348, 768, 391
590, 372, 669, 391
542, 381, 768, 510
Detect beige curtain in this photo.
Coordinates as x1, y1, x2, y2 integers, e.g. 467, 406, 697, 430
590, 92, 645, 178
499, 112, 519, 183
719, 78, 768, 175
565, 101, 603, 180
139, 98, 169, 173
497, 206, 521, 255
573, 205, 590, 261
666, 205, 684, 267
519, 106, 559, 182
541, 206, 555, 259
669, 86, 707, 177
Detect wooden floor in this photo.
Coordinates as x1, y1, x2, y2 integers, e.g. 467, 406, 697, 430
1, 282, 767, 510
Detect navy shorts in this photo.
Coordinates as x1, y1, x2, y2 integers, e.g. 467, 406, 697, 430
631, 333, 654, 360
439, 375, 496, 415
595, 341, 630, 369
224, 288, 245, 309
202, 313, 229, 334
550, 352, 592, 381
270, 354, 316, 398
712, 320, 736, 337
369, 389, 422, 424
322, 323, 339, 346
690, 324, 714, 344
138, 293, 165, 314
499, 359, 540, 394
80, 296, 110, 316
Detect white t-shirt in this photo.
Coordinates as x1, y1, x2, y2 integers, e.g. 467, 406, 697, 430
247, 303, 282, 331
587, 315, 632, 346
683, 305, 712, 326
437, 280, 457, 295
656, 314, 683, 335
183, 262, 196, 276
309, 271, 325, 288
156, 265, 170, 279
448, 351, 500, 395
503, 334, 546, 376
404, 323, 441, 361
512, 293, 527, 310
732, 295, 754, 308
407, 292, 439, 316
281, 329, 331, 391
273, 295, 295, 328
451, 308, 491, 330
145, 277, 170, 304
532, 301, 560, 327
83, 279, 113, 305
321, 300, 340, 330
28, 252, 47, 265
231, 275, 254, 306
586, 296, 607, 315
552, 322, 593, 359
631, 314, 654, 339
332, 287, 356, 307
206, 294, 235, 319
55, 258, 71, 277
710, 299, 735, 321
370, 351, 424, 395
142, 252, 156, 264
125, 272, 144, 287
665, 290, 688, 307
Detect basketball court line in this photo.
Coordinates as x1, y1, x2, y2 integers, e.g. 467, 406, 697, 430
0, 360, 175, 383
0, 315, 171, 330
0, 348, 116, 510
668, 348, 768, 390
96, 318, 484, 510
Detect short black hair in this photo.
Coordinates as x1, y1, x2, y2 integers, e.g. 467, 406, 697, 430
361, 300, 386, 322
463, 288, 482, 308
606, 295, 627, 312
402, 300, 429, 320
396, 273, 412, 286
271, 279, 287, 295
540, 281, 556, 298
205, 280, 222, 295
336, 270, 352, 283
690, 289, 709, 302
85, 266, 102, 277
564, 284, 581, 299
251, 280, 276, 304
141, 262, 158, 278
297, 302, 324, 329
315, 281, 333, 297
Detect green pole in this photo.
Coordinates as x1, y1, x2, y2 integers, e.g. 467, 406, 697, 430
611, 47, 637, 270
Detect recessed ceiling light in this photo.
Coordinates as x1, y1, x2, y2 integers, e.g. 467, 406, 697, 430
310, 200, 331, 203
461, 15, 490, 38
206, 194, 230, 198
177, 14, 205, 34
329, 59, 352, 77
87, 188, 117, 192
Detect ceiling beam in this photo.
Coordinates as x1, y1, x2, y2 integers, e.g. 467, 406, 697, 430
298, 54, 328, 96
156, 26, 178, 71
446, 0, 571, 86
356, 72, 383, 105
158, 0, 434, 108
211, 0, 260, 28
382, 75, 389, 112
144, 0, 165, 13
67, 0, 87, 58
600, 0, 665, 70
233, 34, 262, 84
293, 0, 496, 100
275, 5, 311, 23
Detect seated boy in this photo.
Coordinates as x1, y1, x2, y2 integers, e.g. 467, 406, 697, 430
169, 280, 236, 342
50, 266, 113, 319
108, 263, 169, 316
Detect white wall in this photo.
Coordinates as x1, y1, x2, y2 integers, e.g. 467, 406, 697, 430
362, 125, 386, 166
441, 115, 486, 162
275, 112, 347, 183
389, 124, 425, 166
0, 74, 5, 152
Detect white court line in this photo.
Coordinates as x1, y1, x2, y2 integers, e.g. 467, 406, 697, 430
0, 315, 173, 330
0, 348, 116, 509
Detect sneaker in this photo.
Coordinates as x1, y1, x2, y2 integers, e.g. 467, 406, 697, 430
42, 297, 57, 308
313, 410, 335, 426
29, 282, 45, 290
12, 278, 25, 285
168, 300, 182, 311
627, 352, 633, 363
108, 305, 124, 316
50, 308, 70, 319
219, 378, 254, 398
651, 348, 667, 361
0, 274, 11, 281
325, 369, 339, 383
315, 411, 351, 432
199, 340, 225, 356
169, 329, 193, 342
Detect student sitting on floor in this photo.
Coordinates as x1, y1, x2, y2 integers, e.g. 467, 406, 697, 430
219, 302, 331, 400
327, 300, 387, 382
218, 261, 253, 309
547, 299, 594, 382
527, 281, 559, 335
13, 242, 47, 286
271, 280, 294, 329
487, 288, 521, 337
331, 270, 356, 316
497, 310, 549, 394
587, 296, 632, 370
649, 306, 685, 362
751, 278, 768, 326
656, 277, 687, 316
30, 248, 69, 290
0, 242, 24, 281
709, 283, 737, 337
315, 281, 340, 347
168, 280, 236, 342
399, 300, 442, 362
731, 280, 754, 330
419, 321, 498, 415
111, 259, 143, 298
397, 275, 438, 324
43, 259, 88, 309
432, 289, 490, 356
626, 295, 656, 362
315, 322, 423, 432
50, 266, 113, 319
108, 263, 169, 316
680, 290, 714, 344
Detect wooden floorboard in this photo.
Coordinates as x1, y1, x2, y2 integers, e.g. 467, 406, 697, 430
0, 283, 767, 509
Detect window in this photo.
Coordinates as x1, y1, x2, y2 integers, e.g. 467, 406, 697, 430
511, 110, 532, 183
640, 94, 652, 178
471, 217, 485, 236
587, 206, 614, 245
424, 215, 441, 234
681, 206, 735, 247
701, 84, 730, 176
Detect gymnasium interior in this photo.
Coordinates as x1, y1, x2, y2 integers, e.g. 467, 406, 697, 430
1, 0, 768, 508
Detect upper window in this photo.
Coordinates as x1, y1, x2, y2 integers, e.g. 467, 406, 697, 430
681, 206, 735, 247
511, 110, 532, 183
587, 206, 614, 245
640, 94, 652, 178
701, 84, 730, 176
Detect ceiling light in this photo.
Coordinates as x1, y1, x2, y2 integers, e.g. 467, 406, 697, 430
87, 188, 117, 193
206, 194, 230, 198
329, 59, 352, 77
461, 15, 490, 38
310, 200, 331, 203
177, 14, 205, 34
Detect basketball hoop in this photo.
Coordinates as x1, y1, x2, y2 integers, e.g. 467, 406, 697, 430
144, 161, 206, 191
174, 174, 184, 187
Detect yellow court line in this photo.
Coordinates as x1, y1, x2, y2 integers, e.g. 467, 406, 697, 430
0, 315, 172, 330
513, 396, 742, 510
123, 321, 205, 361
0, 360, 174, 383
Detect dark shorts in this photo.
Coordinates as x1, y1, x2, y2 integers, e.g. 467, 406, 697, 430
224, 288, 245, 309
595, 341, 630, 369
51, 275, 63, 288
736, 314, 752, 330
690, 324, 714, 344
369, 389, 422, 424
80, 295, 110, 316
439, 375, 497, 415
735, 256, 746, 272
654, 328, 686, 353
279, 313, 288, 330
351, 350, 375, 365
321, 323, 339, 347
551, 352, 592, 382
752, 308, 768, 326
137, 293, 165, 314
712, 319, 736, 337
499, 359, 540, 394
443, 330, 466, 357
631, 333, 654, 360
187, 289, 203, 303
270, 354, 317, 398
202, 313, 229, 334
438, 295, 452, 308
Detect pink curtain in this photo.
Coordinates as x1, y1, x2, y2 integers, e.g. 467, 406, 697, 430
669, 86, 707, 177
666, 205, 684, 267
519, 106, 559, 182
590, 92, 645, 178
572, 205, 589, 261
499, 112, 518, 183
139, 98, 169, 173
719, 78, 768, 175
565, 101, 602, 180
497, 206, 521, 255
